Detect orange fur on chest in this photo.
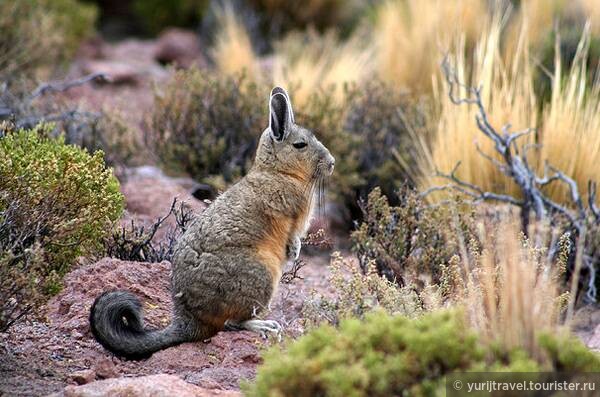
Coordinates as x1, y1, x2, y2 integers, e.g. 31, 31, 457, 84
256, 215, 293, 287
255, 207, 311, 288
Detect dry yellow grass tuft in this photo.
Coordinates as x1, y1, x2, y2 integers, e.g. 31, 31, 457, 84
419, 10, 537, 199
373, 0, 488, 94
455, 220, 568, 359
211, 3, 261, 79
210, 4, 371, 107
419, 8, 600, 208
575, 0, 600, 35
537, 28, 600, 203
272, 30, 373, 107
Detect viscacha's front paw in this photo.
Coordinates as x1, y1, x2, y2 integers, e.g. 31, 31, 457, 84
286, 236, 301, 260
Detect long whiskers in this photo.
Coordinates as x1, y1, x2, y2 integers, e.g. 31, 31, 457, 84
305, 166, 329, 222
314, 167, 327, 219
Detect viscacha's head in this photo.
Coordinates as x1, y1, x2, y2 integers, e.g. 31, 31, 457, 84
253, 87, 335, 184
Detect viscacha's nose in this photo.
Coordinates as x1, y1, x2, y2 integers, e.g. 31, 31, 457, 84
327, 156, 335, 174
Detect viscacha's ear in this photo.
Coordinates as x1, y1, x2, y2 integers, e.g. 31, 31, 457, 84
270, 86, 294, 123
269, 88, 293, 141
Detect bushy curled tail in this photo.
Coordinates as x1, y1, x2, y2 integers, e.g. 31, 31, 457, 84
90, 291, 188, 360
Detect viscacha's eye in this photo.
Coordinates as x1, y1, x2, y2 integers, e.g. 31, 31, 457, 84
293, 142, 307, 149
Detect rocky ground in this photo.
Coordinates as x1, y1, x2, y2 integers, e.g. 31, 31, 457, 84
0, 255, 332, 397
0, 166, 336, 397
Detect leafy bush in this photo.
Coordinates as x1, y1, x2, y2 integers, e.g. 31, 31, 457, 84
0, 124, 123, 331
245, 309, 600, 396
351, 187, 474, 288
1, 80, 139, 169
147, 69, 266, 188
0, 0, 97, 80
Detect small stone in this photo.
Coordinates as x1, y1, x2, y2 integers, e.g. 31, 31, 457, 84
94, 357, 118, 379
70, 369, 96, 385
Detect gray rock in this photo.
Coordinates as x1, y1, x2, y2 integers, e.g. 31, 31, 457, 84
48, 374, 241, 397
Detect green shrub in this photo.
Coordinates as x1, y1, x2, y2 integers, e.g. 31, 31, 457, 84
0, 124, 123, 331
245, 310, 600, 397
351, 187, 475, 288
0, 0, 97, 80
131, 0, 208, 35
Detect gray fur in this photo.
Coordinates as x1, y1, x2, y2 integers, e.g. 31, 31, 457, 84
90, 87, 334, 359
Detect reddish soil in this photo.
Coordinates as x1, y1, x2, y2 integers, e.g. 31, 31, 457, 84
0, 254, 332, 396
0, 164, 336, 396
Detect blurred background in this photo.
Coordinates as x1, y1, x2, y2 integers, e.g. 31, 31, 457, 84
2, 0, 600, 225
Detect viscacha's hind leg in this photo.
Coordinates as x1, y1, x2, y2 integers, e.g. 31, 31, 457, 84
224, 319, 282, 340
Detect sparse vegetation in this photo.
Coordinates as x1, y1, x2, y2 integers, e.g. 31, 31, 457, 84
0, 124, 123, 331
4, 0, 600, 394
259, 218, 598, 396
103, 199, 194, 263
147, 69, 266, 187
0, 0, 97, 80
301, 251, 426, 328
351, 187, 473, 288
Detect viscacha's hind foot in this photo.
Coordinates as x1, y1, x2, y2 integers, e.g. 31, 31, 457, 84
226, 319, 282, 340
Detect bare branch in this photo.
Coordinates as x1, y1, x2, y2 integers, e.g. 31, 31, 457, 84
546, 165, 586, 219
474, 141, 509, 174
429, 55, 600, 302
29, 73, 109, 100
428, 163, 522, 206
506, 127, 534, 153
588, 181, 600, 221
281, 259, 308, 284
